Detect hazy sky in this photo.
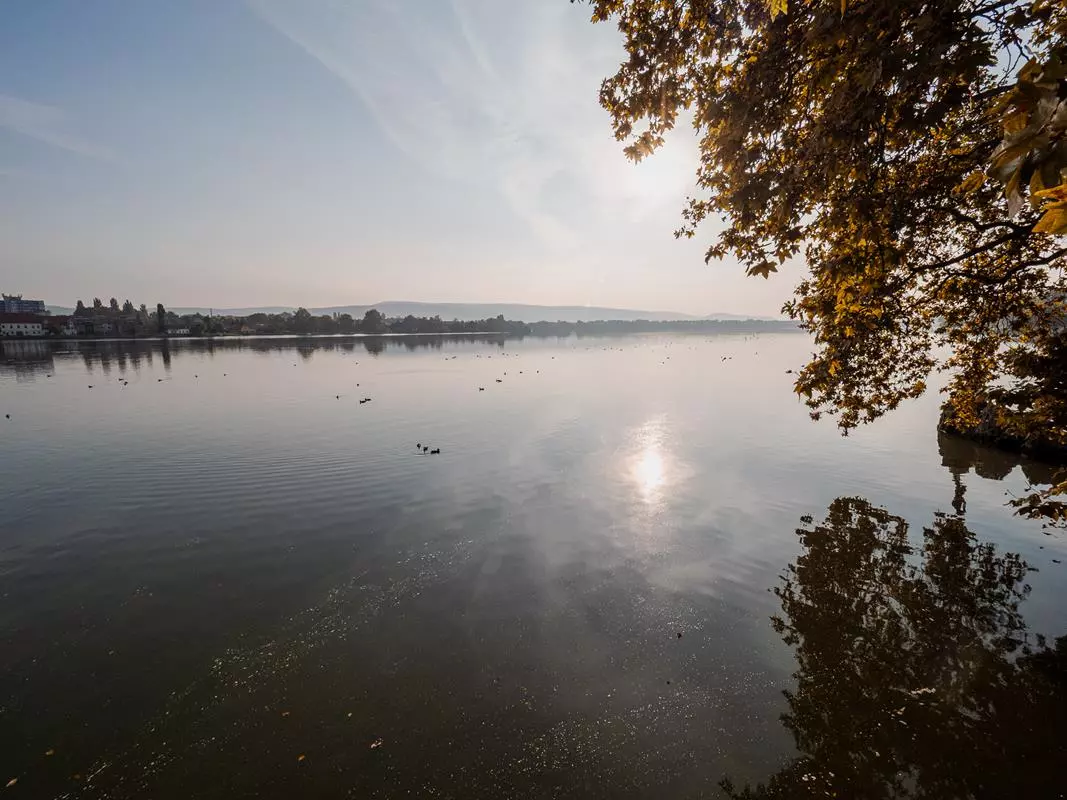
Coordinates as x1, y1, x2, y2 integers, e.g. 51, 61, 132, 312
0, 1, 799, 315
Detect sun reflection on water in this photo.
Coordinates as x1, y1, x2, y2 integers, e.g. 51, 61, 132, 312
629, 416, 672, 506
635, 448, 665, 497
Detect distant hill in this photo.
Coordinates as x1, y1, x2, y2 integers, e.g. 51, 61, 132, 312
47, 300, 784, 324
703, 311, 780, 321
171, 306, 293, 316
308, 301, 709, 323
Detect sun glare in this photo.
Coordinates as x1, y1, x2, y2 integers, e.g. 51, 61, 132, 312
635, 448, 665, 497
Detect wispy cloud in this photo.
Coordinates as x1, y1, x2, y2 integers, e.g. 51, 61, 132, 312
246, 0, 695, 250
0, 93, 114, 161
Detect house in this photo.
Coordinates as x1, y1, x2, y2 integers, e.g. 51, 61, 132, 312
71, 317, 113, 336
46, 315, 77, 336
1, 294, 47, 315
167, 326, 190, 336
0, 313, 45, 337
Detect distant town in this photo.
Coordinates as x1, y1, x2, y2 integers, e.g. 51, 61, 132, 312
1, 292, 798, 339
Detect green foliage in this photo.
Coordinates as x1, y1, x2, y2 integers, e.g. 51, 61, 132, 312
292, 307, 314, 334
361, 308, 387, 334
583, 0, 1067, 515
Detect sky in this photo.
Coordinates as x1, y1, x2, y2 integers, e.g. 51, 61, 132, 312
0, 0, 799, 316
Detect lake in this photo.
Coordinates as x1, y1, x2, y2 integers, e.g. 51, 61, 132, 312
1, 333, 1065, 799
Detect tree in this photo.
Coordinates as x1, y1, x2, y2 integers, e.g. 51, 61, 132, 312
109, 297, 119, 313
157, 303, 166, 335
316, 314, 338, 334
720, 496, 1067, 799
292, 307, 313, 334
122, 299, 134, 314
92, 297, 103, 311
583, 0, 1067, 515
74, 300, 87, 316
362, 308, 387, 334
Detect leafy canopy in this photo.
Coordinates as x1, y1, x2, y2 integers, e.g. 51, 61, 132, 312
581, 0, 1067, 512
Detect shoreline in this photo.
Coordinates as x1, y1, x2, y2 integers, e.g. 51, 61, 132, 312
1, 331, 511, 343
1, 326, 803, 344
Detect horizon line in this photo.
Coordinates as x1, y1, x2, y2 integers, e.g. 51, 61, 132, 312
41, 298, 778, 318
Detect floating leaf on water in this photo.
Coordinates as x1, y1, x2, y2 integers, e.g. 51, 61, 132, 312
370, 738, 383, 749
45, 748, 55, 756
5, 778, 16, 788
297, 754, 306, 762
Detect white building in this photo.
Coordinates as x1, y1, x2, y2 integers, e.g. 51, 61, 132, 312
0, 314, 44, 337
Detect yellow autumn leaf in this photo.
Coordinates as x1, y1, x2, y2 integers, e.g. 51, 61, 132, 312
1030, 168, 1047, 207
1033, 206, 1067, 234
770, 0, 788, 19
1033, 184, 1067, 203
955, 172, 985, 194
1030, 168, 1046, 193
1003, 108, 1030, 134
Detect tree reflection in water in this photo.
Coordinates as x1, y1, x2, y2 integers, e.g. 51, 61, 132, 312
723, 497, 1067, 799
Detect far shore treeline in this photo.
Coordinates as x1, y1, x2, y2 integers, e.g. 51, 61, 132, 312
53, 299, 796, 338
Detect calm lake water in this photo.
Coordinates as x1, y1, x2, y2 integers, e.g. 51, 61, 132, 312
1, 333, 1065, 799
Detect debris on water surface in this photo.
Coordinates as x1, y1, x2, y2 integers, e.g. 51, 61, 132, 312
5, 778, 17, 788
297, 754, 306, 762
45, 748, 55, 756
370, 738, 383, 749
281, 711, 290, 717
676, 632, 683, 639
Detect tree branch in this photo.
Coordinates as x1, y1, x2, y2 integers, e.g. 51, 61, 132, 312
913, 225, 1035, 274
